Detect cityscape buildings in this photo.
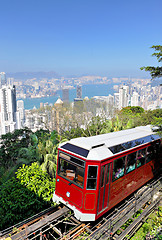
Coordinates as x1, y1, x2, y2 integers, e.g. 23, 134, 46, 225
0, 72, 161, 135
19, 78, 162, 133
0, 72, 21, 135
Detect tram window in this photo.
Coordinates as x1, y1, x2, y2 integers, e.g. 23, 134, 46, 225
113, 157, 125, 181
146, 146, 154, 163
126, 152, 136, 174
58, 157, 84, 187
87, 166, 98, 190
137, 149, 146, 168
59, 158, 76, 178
153, 141, 160, 159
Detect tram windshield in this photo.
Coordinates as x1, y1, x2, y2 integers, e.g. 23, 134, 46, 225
58, 152, 85, 188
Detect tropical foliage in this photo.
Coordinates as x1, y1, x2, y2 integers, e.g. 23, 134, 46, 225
0, 163, 53, 230
141, 45, 162, 79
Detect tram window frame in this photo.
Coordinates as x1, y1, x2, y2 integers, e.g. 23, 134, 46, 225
101, 166, 105, 187
126, 152, 137, 174
153, 141, 160, 159
106, 164, 110, 184
87, 165, 98, 190
58, 153, 85, 188
137, 148, 146, 168
112, 157, 125, 182
146, 145, 154, 163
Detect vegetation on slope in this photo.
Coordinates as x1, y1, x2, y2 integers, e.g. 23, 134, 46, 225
0, 107, 161, 230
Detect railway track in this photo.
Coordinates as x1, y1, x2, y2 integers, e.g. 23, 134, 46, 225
82, 175, 162, 240
1, 175, 161, 240
0, 206, 70, 240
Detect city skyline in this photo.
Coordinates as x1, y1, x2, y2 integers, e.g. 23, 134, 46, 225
0, 0, 162, 77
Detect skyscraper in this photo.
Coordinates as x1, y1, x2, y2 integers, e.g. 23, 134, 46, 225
17, 100, 25, 128
0, 73, 19, 135
74, 85, 83, 109
62, 88, 69, 103
0, 72, 7, 87
119, 86, 129, 109
76, 85, 82, 99
114, 93, 119, 109
131, 92, 139, 106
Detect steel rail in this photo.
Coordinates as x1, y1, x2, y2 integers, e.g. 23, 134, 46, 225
0, 206, 57, 237
83, 175, 162, 240
116, 196, 161, 240
2, 207, 69, 240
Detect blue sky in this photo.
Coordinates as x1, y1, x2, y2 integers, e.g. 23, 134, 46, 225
0, 0, 162, 77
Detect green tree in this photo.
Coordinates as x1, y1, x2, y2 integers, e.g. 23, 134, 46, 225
120, 106, 144, 115
118, 107, 145, 128
0, 128, 33, 169
63, 127, 84, 139
16, 162, 55, 202
39, 139, 57, 178
34, 129, 50, 142
38, 130, 61, 178
112, 115, 123, 132
0, 131, 41, 184
141, 45, 162, 79
83, 116, 108, 136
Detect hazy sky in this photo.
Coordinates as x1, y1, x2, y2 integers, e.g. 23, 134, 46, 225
0, 0, 162, 77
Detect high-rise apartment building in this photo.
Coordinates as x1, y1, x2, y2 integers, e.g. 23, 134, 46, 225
0, 72, 7, 87
107, 94, 114, 106
62, 88, 69, 103
76, 85, 82, 99
52, 98, 63, 133
131, 92, 139, 106
114, 93, 119, 109
119, 86, 129, 109
17, 100, 25, 128
0, 72, 20, 135
74, 85, 83, 109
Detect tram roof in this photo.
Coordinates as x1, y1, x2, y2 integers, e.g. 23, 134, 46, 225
60, 125, 161, 160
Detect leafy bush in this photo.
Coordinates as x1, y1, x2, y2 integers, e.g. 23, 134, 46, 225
0, 178, 48, 230
0, 163, 55, 230
15, 162, 55, 202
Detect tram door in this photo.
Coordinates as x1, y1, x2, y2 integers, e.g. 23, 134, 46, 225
98, 163, 111, 214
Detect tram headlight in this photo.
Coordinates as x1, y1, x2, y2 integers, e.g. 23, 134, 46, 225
66, 192, 70, 198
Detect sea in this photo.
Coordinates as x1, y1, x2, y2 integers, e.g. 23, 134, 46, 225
19, 83, 117, 110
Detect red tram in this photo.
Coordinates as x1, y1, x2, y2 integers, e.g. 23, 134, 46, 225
53, 125, 161, 221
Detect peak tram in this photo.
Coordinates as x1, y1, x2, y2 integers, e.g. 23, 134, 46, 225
53, 125, 161, 221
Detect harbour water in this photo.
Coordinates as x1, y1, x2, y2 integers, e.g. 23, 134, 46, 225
20, 83, 116, 110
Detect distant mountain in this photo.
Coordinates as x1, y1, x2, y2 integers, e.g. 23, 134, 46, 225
6, 71, 60, 81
